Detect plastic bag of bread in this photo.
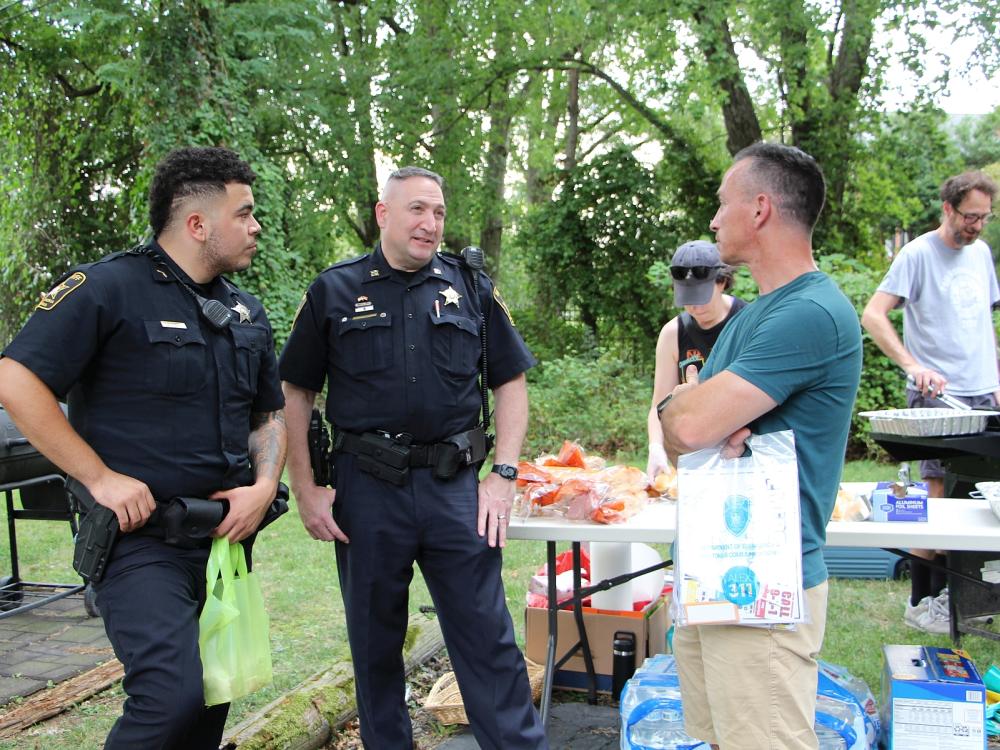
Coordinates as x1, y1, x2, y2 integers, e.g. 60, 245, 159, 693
650, 464, 678, 499
591, 490, 649, 524
515, 441, 658, 523
831, 486, 871, 522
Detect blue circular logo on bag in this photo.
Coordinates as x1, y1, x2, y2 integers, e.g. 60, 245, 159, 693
722, 566, 758, 606
723, 494, 752, 536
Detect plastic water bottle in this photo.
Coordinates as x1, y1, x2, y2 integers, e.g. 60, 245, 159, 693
816, 725, 848, 750
620, 655, 707, 749
627, 717, 708, 750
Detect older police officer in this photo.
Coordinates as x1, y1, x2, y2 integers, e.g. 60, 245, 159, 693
0, 147, 286, 749
280, 167, 548, 749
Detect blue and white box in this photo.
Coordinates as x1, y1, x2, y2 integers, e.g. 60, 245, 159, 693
871, 481, 928, 523
881, 645, 986, 749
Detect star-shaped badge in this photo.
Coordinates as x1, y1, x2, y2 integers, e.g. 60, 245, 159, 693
439, 286, 462, 307
231, 301, 251, 324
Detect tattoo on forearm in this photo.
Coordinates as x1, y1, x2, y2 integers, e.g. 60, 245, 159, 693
249, 410, 287, 481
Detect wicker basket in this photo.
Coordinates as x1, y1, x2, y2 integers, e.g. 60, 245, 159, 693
424, 658, 545, 725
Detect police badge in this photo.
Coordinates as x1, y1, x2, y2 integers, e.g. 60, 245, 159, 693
723, 494, 751, 537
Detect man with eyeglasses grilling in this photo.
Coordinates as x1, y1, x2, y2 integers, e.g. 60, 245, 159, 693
647, 241, 747, 481
862, 170, 999, 636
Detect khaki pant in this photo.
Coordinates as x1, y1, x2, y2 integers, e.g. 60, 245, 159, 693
673, 582, 828, 750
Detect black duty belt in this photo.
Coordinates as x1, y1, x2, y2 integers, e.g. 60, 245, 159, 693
68, 479, 290, 582
334, 427, 487, 486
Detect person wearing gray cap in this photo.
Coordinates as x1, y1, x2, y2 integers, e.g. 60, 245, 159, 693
646, 240, 746, 481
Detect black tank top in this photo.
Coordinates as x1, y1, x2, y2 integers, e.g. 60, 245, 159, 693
676, 297, 747, 381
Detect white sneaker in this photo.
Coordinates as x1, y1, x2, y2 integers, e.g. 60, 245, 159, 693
936, 589, 995, 626
918, 592, 952, 635
904, 596, 932, 630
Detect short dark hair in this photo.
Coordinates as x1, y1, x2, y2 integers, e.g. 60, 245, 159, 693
715, 264, 736, 292
940, 171, 998, 208
149, 147, 256, 237
381, 166, 444, 200
733, 142, 826, 232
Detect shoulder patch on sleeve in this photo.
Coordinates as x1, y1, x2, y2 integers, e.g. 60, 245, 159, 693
493, 285, 515, 326
36, 272, 87, 311
291, 292, 308, 328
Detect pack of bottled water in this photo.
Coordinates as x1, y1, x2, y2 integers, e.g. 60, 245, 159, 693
619, 654, 709, 750
619, 654, 878, 750
815, 660, 880, 750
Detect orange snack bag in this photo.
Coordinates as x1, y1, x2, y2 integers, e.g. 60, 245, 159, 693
555, 440, 587, 468
526, 483, 561, 507
516, 461, 555, 487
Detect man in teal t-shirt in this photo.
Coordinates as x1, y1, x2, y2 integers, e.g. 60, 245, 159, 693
659, 142, 861, 750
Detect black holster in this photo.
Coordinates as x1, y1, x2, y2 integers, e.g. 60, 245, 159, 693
160, 497, 226, 548
308, 408, 334, 487
335, 430, 412, 486
67, 477, 117, 584
160, 483, 290, 548
433, 427, 487, 481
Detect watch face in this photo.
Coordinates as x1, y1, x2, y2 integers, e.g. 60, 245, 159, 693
494, 464, 517, 480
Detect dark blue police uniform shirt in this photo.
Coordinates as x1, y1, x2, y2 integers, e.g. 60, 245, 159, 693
278, 244, 536, 443
2, 243, 284, 501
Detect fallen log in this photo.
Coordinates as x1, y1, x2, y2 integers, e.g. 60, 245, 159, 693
0, 659, 124, 739
222, 612, 443, 750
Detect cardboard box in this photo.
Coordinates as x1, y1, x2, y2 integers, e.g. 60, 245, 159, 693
872, 481, 928, 522
881, 645, 986, 749
524, 597, 670, 692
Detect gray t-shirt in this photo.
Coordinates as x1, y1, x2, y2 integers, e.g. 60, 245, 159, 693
877, 230, 1000, 396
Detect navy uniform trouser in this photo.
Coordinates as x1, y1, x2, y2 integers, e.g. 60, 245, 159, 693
93, 534, 229, 750
333, 453, 549, 750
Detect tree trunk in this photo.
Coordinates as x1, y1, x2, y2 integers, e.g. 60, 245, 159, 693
564, 57, 580, 172
480, 79, 514, 273
222, 614, 443, 750
691, 5, 761, 154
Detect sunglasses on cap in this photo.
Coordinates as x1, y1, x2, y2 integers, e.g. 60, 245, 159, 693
670, 265, 723, 281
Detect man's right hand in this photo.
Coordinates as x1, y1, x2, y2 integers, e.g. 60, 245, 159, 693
88, 471, 156, 532
905, 365, 948, 397
295, 484, 349, 543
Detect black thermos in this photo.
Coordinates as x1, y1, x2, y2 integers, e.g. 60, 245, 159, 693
611, 630, 636, 701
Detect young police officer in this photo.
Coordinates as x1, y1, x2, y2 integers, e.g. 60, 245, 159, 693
0, 147, 286, 749
280, 167, 548, 749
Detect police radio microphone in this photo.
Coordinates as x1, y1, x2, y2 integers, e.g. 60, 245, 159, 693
461, 245, 485, 271
129, 240, 234, 331
460, 246, 492, 452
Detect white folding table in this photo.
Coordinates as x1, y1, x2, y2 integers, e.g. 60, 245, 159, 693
508, 483, 1000, 722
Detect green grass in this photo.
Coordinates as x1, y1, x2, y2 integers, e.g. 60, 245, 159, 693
841, 458, 895, 483
4, 459, 1000, 748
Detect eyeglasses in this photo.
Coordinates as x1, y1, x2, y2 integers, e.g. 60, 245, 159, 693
670, 265, 722, 281
953, 207, 994, 225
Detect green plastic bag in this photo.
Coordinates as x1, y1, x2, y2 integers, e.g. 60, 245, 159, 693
199, 538, 273, 706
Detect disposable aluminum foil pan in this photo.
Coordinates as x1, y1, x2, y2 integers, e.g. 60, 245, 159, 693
972, 482, 1000, 523
859, 408, 989, 437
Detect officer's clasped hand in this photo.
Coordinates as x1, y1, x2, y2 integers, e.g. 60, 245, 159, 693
209, 481, 277, 543
90, 470, 157, 533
